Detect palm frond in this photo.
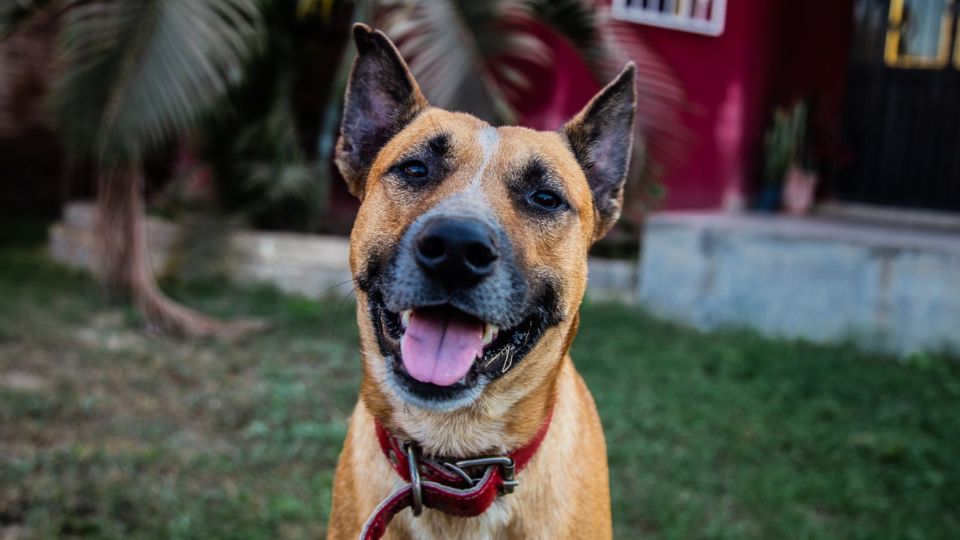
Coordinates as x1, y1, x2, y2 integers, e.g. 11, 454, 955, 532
377, 0, 552, 124
236, 86, 323, 206
522, 0, 603, 65
53, 0, 265, 164
530, 1, 684, 151
600, 18, 686, 174
228, 71, 329, 221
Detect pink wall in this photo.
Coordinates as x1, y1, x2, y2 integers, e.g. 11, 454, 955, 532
513, 26, 602, 130
642, 0, 784, 209
515, 0, 785, 209
518, 0, 854, 210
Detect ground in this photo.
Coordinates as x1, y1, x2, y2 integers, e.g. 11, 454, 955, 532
1, 218, 959, 539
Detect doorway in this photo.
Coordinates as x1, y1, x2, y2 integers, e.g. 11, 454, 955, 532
842, 0, 960, 212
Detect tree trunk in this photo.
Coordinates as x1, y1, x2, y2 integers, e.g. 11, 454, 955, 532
95, 164, 259, 338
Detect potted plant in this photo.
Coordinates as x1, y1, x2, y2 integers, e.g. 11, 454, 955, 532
761, 101, 818, 214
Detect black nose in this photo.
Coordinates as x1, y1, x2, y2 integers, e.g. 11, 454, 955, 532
415, 217, 499, 288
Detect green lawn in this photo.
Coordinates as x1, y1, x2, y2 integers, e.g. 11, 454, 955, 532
1, 219, 958, 539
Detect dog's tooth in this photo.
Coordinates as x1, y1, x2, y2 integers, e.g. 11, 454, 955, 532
400, 310, 412, 329
481, 324, 499, 347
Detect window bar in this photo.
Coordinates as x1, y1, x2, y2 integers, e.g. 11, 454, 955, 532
612, 0, 726, 36
693, 0, 709, 20
955, 9, 960, 68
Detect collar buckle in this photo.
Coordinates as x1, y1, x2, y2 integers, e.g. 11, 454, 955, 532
442, 456, 518, 494
404, 443, 424, 517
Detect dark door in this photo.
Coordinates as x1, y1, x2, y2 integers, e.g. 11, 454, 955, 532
842, 0, 960, 211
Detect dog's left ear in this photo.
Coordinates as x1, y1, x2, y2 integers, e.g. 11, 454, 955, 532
562, 63, 637, 240
336, 23, 428, 198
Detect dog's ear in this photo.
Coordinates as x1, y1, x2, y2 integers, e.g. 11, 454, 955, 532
562, 63, 637, 240
336, 24, 428, 198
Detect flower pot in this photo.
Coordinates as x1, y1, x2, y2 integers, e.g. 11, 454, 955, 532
782, 167, 818, 215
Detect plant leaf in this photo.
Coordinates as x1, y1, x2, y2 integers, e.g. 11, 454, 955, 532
53, 0, 265, 164
377, 0, 554, 124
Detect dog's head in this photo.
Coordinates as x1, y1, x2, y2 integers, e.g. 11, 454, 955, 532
339, 24, 635, 415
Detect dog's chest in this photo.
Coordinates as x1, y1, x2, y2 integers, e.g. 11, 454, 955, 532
394, 499, 513, 540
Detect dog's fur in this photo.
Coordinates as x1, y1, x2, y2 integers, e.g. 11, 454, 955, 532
327, 24, 636, 539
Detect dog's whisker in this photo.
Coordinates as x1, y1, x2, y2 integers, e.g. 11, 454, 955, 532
482, 347, 506, 369
315, 279, 358, 299
520, 321, 532, 350
501, 346, 515, 374
330, 287, 358, 339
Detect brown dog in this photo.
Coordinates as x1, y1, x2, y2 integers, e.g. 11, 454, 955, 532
327, 23, 636, 540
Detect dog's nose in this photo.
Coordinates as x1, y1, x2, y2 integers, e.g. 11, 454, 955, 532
415, 218, 499, 288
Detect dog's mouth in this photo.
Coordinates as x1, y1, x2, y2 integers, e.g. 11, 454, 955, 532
369, 291, 549, 403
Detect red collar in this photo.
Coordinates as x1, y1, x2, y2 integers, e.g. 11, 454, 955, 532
360, 411, 553, 539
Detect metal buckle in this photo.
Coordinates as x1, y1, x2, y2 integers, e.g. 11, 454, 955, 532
404, 443, 423, 517
443, 456, 519, 495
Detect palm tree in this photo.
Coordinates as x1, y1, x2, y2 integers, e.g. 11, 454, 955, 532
3, 0, 266, 336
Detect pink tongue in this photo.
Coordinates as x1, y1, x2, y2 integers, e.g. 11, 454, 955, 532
400, 307, 484, 386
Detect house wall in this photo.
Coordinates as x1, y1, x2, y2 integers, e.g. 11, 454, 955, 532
637, 0, 784, 209
518, 0, 855, 211
647, 0, 855, 210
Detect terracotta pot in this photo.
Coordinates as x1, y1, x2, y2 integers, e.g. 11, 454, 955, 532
782, 166, 818, 215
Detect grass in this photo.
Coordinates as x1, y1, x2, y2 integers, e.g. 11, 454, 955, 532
1, 218, 959, 539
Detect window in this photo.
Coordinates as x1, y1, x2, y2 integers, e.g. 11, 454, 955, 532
611, 0, 727, 37
955, 7, 960, 68
884, 0, 955, 68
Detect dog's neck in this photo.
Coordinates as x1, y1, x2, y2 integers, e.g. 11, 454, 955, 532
360, 326, 570, 457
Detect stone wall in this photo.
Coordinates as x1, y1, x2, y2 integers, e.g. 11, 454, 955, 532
639, 212, 960, 355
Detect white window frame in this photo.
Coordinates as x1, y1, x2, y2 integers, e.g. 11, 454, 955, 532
611, 0, 728, 37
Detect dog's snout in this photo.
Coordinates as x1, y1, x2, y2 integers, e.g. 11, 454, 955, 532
415, 218, 499, 288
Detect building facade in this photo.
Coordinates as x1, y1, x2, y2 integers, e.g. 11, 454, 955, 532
546, 0, 959, 215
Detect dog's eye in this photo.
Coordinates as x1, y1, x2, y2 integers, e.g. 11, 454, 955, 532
399, 160, 428, 179
527, 190, 564, 210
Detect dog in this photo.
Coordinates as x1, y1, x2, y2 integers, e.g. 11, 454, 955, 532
327, 23, 636, 540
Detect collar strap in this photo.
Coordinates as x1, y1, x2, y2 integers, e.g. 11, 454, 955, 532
360, 411, 553, 540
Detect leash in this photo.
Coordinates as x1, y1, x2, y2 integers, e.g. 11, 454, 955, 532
359, 412, 553, 539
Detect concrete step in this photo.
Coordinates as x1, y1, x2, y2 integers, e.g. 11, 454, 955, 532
640, 211, 960, 355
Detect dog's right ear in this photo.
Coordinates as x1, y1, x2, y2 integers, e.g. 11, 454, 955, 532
562, 64, 637, 241
335, 23, 428, 199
